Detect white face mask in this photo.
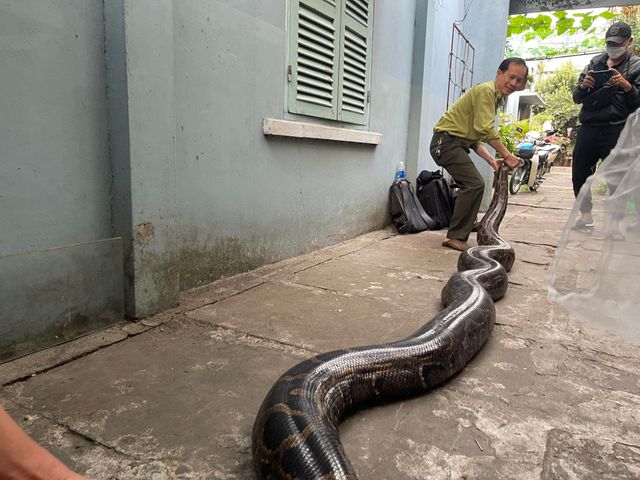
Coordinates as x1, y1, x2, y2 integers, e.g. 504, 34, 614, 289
606, 45, 627, 59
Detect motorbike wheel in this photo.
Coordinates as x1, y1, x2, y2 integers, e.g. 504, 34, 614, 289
529, 184, 538, 192
509, 165, 527, 195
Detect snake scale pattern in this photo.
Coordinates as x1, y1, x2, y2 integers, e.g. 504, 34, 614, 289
252, 165, 515, 479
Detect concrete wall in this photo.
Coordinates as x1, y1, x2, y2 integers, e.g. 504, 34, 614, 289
0, 0, 111, 253
173, 0, 419, 289
105, 0, 180, 317
0, 0, 123, 361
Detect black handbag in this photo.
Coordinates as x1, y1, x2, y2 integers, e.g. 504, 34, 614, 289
415, 170, 457, 229
389, 179, 437, 234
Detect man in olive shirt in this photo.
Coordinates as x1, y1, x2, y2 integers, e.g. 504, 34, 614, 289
430, 57, 527, 251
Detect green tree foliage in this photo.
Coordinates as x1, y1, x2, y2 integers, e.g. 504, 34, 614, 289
507, 10, 616, 57
498, 113, 532, 155
523, 37, 603, 59
532, 62, 581, 136
507, 10, 615, 39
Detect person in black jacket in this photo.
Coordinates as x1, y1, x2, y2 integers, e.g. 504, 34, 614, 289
572, 21, 640, 233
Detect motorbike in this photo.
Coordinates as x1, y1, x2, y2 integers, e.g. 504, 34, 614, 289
509, 133, 563, 194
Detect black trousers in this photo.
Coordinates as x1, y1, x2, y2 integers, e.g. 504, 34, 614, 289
572, 123, 625, 213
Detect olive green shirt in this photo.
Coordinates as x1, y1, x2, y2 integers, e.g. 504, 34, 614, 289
434, 80, 504, 146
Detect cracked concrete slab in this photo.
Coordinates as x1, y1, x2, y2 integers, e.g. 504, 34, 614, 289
185, 280, 441, 352
291, 256, 447, 315
3, 319, 300, 479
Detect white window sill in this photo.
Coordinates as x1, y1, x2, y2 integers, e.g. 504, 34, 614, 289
263, 118, 382, 145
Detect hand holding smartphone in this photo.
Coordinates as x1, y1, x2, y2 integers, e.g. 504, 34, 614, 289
589, 69, 613, 89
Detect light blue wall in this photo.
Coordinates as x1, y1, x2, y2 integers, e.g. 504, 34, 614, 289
173, 0, 419, 288
0, 0, 111, 254
0, 0, 123, 361
109, 0, 180, 316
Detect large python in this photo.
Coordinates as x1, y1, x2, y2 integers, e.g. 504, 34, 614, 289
252, 165, 515, 479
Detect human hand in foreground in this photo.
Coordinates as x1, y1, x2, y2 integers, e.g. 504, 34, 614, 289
0, 405, 90, 480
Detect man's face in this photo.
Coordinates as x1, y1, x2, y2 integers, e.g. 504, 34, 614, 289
495, 63, 527, 97
606, 37, 632, 59
606, 38, 632, 49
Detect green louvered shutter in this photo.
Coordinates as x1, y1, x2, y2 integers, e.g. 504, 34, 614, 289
288, 0, 340, 120
337, 0, 373, 125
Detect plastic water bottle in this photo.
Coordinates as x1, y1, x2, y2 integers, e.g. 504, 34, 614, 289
395, 161, 406, 182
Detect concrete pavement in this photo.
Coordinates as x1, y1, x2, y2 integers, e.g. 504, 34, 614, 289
1, 168, 639, 479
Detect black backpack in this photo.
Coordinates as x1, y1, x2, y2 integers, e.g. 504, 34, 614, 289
415, 170, 457, 230
389, 179, 438, 234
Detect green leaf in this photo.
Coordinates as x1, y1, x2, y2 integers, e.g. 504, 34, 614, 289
537, 27, 554, 40
556, 18, 572, 35
510, 15, 527, 27
579, 16, 594, 29
532, 14, 553, 29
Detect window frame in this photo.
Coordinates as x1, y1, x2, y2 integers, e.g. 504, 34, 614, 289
287, 0, 375, 126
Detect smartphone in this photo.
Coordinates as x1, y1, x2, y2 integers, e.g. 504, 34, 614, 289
590, 69, 613, 88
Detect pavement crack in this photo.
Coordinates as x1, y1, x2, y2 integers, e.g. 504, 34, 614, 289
289, 237, 391, 276
392, 403, 412, 434
181, 280, 266, 313
496, 326, 542, 348
616, 441, 640, 451
519, 258, 549, 266
1, 337, 133, 387
273, 279, 343, 295
178, 317, 317, 358
509, 203, 571, 211
560, 342, 638, 361
2, 398, 143, 461
511, 239, 558, 248
292, 256, 335, 275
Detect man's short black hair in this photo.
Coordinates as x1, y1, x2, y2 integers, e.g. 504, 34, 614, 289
498, 57, 529, 81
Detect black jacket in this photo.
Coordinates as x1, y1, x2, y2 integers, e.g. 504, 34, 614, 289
573, 51, 640, 126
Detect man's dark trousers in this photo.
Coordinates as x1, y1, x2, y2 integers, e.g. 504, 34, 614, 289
429, 131, 484, 242
572, 123, 625, 213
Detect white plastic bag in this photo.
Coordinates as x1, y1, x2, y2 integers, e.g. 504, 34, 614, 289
547, 110, 640, 344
